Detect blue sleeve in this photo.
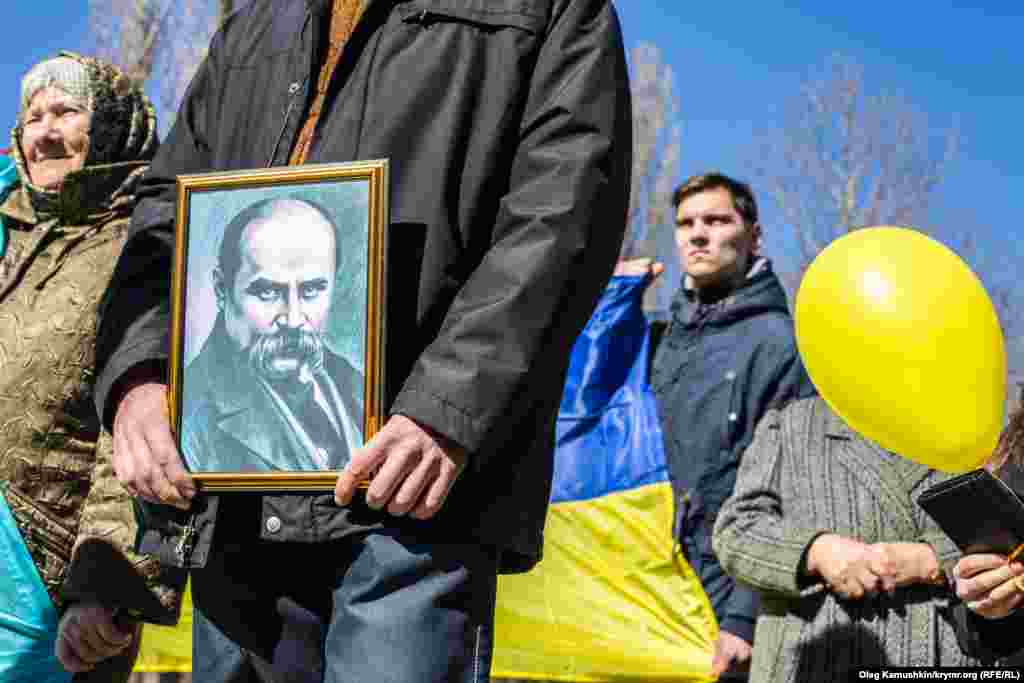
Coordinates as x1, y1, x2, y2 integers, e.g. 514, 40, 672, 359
720, 586, 759, 643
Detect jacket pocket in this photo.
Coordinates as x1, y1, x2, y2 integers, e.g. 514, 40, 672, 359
397, 1, 545, 34
720, 366, 743, 452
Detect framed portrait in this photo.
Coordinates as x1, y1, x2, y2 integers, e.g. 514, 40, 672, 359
168, 160, 388, 491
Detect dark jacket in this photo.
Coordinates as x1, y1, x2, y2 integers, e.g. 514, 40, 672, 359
649, 259, 815, 642
93, 0, 631, 573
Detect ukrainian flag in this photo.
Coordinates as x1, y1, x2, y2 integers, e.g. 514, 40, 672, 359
134, 274, 717, 678
491, 273, 717, 682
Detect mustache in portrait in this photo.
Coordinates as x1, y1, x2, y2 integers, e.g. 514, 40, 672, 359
247, 325, 326, 382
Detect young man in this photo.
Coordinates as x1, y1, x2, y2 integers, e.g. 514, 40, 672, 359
92, 1, 632, 681
650, 172, 814, 680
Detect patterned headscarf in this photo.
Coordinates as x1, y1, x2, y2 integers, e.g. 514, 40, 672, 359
19, 56, 91, 119
11, 51, 158, 211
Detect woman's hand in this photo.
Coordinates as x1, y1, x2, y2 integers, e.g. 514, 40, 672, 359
806, 534, 885, 599
954, 553, 1024, 619
55, 603, 135, 672
866, 542, 944, 592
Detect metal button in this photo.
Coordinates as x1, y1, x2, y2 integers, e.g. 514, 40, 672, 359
265, 516, 282, 533
288, 82, 300, 94
725, 371, 736, 381
728, 412, 738, 422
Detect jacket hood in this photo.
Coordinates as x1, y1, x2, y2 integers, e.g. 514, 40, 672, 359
669, 257, 791, 329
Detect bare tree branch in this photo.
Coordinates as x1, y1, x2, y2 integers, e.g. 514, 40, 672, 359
625, 43, 683, 315
753, 53, 1020, 382
755, 55, 961, 270
85, 0, 233, 134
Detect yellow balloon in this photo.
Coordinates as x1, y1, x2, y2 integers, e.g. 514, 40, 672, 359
795, 226, 1006, 473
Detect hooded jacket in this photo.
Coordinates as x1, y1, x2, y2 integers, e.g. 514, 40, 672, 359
93, 0, 632, 573
650, 258, 815, 642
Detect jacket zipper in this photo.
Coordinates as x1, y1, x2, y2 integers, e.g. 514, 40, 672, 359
266, 8, 314, 167
267, 87, 304, 168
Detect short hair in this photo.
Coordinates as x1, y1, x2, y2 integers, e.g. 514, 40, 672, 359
671, 172, 759, 228
217, 197, 341, 288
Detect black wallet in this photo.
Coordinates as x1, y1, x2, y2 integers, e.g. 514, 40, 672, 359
917, 468, 1024, 556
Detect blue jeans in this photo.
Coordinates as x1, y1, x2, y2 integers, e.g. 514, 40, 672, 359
191, 526, 499, 683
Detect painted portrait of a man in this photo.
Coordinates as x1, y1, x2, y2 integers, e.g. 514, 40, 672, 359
180, 197, 365, 473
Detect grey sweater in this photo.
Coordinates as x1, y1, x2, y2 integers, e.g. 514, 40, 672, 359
713, 397, 979, 681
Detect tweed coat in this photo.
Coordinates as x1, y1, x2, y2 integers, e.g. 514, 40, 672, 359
712, 396, 983, 681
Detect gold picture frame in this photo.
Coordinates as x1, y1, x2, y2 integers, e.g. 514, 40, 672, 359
168, 160, 388, 491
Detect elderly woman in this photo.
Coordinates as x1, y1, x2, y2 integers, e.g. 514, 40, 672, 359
712, 395, 988, 681
950, 404, 1024, 662
0, 52, 184, 681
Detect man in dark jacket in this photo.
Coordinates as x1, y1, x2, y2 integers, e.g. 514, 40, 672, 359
650, 172, 814, 680
92, 1, 631, 681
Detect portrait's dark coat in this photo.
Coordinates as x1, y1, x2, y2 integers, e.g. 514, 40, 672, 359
181, 319, 364, 473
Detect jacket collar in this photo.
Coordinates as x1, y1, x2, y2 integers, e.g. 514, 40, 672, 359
669, 257, 790, 329
682, 256, 770, 299
189, 318, 264, 415
213, 376, 328, 470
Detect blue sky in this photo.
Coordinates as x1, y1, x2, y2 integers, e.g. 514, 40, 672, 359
616, 3, 1023, 290
3, 2, 1021, 325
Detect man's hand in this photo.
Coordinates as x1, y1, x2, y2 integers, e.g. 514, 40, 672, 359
55, 603, 135, 673
806, 534, 884, 599
112, 381, 195, 509
614, 257, 664, 280
334, 414, 468, 519
711, 631, 752, 678
954, 553, 1024, 619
